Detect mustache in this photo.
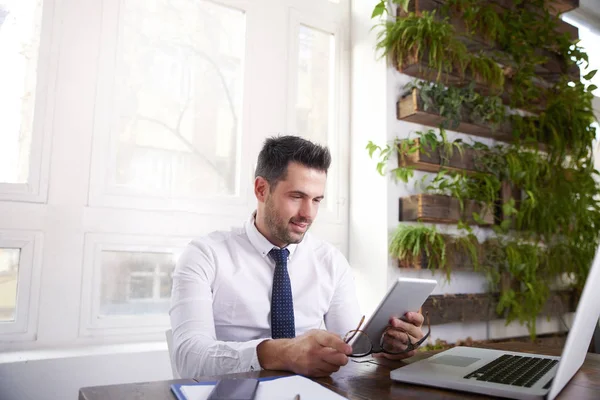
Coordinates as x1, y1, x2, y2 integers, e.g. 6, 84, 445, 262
290, 217, 312, 225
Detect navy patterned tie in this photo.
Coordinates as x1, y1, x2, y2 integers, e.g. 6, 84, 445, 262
269, 248, 295, 339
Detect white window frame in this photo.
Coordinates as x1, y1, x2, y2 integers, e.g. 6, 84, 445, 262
78, 233, 188, 337
0, 230, 43, 340
285, 1, 349, 224
0, 0, 58, 203
87, 0, 254, 215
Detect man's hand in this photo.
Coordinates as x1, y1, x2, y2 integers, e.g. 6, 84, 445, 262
257, 330, 352, 377
373, 311, 425, 360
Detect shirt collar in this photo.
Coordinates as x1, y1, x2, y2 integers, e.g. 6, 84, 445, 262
245, 212, 299, 260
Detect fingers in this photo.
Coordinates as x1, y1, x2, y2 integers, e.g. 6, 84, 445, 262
405, 311, 425, 327
389, 315, 424, 340
382, 331, 410, 353
314, 330, 353, 355
320, 346, 349, 367
310, 351, 344, 376
384, 328, 410, 344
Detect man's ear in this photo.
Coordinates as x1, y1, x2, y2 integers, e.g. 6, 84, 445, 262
254, 176, 269, 203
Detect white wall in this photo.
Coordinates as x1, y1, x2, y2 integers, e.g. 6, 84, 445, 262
348, 0, 390, 316
0, 344, 172, 400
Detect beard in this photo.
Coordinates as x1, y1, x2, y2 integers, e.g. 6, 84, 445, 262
264, 195, 312, 245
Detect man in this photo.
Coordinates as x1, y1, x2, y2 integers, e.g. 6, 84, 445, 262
170, 135, 425, 379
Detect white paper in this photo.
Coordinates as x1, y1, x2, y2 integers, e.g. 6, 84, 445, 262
180, 375, 348, 400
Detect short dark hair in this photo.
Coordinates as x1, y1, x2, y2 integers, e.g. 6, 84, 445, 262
255, 135, 331, 189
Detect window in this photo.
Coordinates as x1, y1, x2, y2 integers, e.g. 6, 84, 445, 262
287, 9, 346, 220
0, 0, 51, 202
100, 251, 174, 316
0, 231, 42, 339
0, 0, 350, 349
0, 248, 20, 322
79, 234, 186, 336
90, 0, 247, 210
296, 24, 336, 147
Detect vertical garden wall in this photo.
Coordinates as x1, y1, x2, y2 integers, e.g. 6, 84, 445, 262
368, 0, 599, 340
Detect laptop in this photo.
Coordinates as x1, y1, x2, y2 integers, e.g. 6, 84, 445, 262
390, 245, 600, 400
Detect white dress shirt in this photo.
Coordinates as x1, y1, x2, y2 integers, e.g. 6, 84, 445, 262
169, 214, 362, 378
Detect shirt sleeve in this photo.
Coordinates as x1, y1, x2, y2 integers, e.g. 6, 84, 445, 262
323, 249, 363, 337
169, 241, 269, 378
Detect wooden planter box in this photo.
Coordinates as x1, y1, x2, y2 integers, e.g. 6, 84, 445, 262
397, 89, 513, 142
397, 53, 535, 108
399, 194, 495, 226
398, 138, 480, 174
422, 290, 577, 325
400, 0, 580, 83
398, 235, 480, 271
494, 0, 579, 20
398, 52, 505, 93
405, 0, 578, 37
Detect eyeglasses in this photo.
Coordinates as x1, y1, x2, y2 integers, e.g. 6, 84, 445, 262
342, 312, 431, 358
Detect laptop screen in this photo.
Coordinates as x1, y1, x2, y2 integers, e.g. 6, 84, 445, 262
547, 245, 600, 399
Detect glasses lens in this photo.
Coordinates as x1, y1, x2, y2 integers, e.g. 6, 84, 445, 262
379, 328, 411, 354
344, 330, 372, 357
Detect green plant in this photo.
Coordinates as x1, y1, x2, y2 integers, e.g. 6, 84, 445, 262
369, 0, 600, 340
389, 224, 447, 273
366, 138, 415, 183
408, 80, 506, 130
374, 9, 504, 88
389, 223, 480, 282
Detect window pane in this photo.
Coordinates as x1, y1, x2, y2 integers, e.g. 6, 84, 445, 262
0, 1, 43, 184
0, 248, 20, 322
99, 251, 176, 316
296, 25, 335, 146
128, 275, 154, 300
112, 0, 245, 197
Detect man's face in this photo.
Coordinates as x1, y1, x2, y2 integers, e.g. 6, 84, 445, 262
259, 162, 326, 246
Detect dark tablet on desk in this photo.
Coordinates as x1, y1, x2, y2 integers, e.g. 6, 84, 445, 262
206, 378, 259, 400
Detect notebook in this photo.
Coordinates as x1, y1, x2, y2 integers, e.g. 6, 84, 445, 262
171, 375, 348, 400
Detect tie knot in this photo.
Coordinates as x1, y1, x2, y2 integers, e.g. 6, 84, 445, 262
269, 248, 290, 265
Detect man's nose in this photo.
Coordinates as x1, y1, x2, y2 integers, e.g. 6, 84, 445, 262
299, 199, 316, 220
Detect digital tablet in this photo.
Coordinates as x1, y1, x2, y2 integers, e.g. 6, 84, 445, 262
348, 277, 437, 354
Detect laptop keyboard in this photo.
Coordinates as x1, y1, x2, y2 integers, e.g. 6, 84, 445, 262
464, 354, 558, 387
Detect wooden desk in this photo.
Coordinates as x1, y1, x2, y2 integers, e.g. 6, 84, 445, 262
79, 342, 600, 400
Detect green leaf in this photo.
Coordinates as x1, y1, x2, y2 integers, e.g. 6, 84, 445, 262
472, 212, 484, 224
366, 142, 378, 158
371, 2, 386, 19
584, 69, 597, 81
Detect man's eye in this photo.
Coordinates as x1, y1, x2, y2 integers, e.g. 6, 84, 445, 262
314, 198, 322, 203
